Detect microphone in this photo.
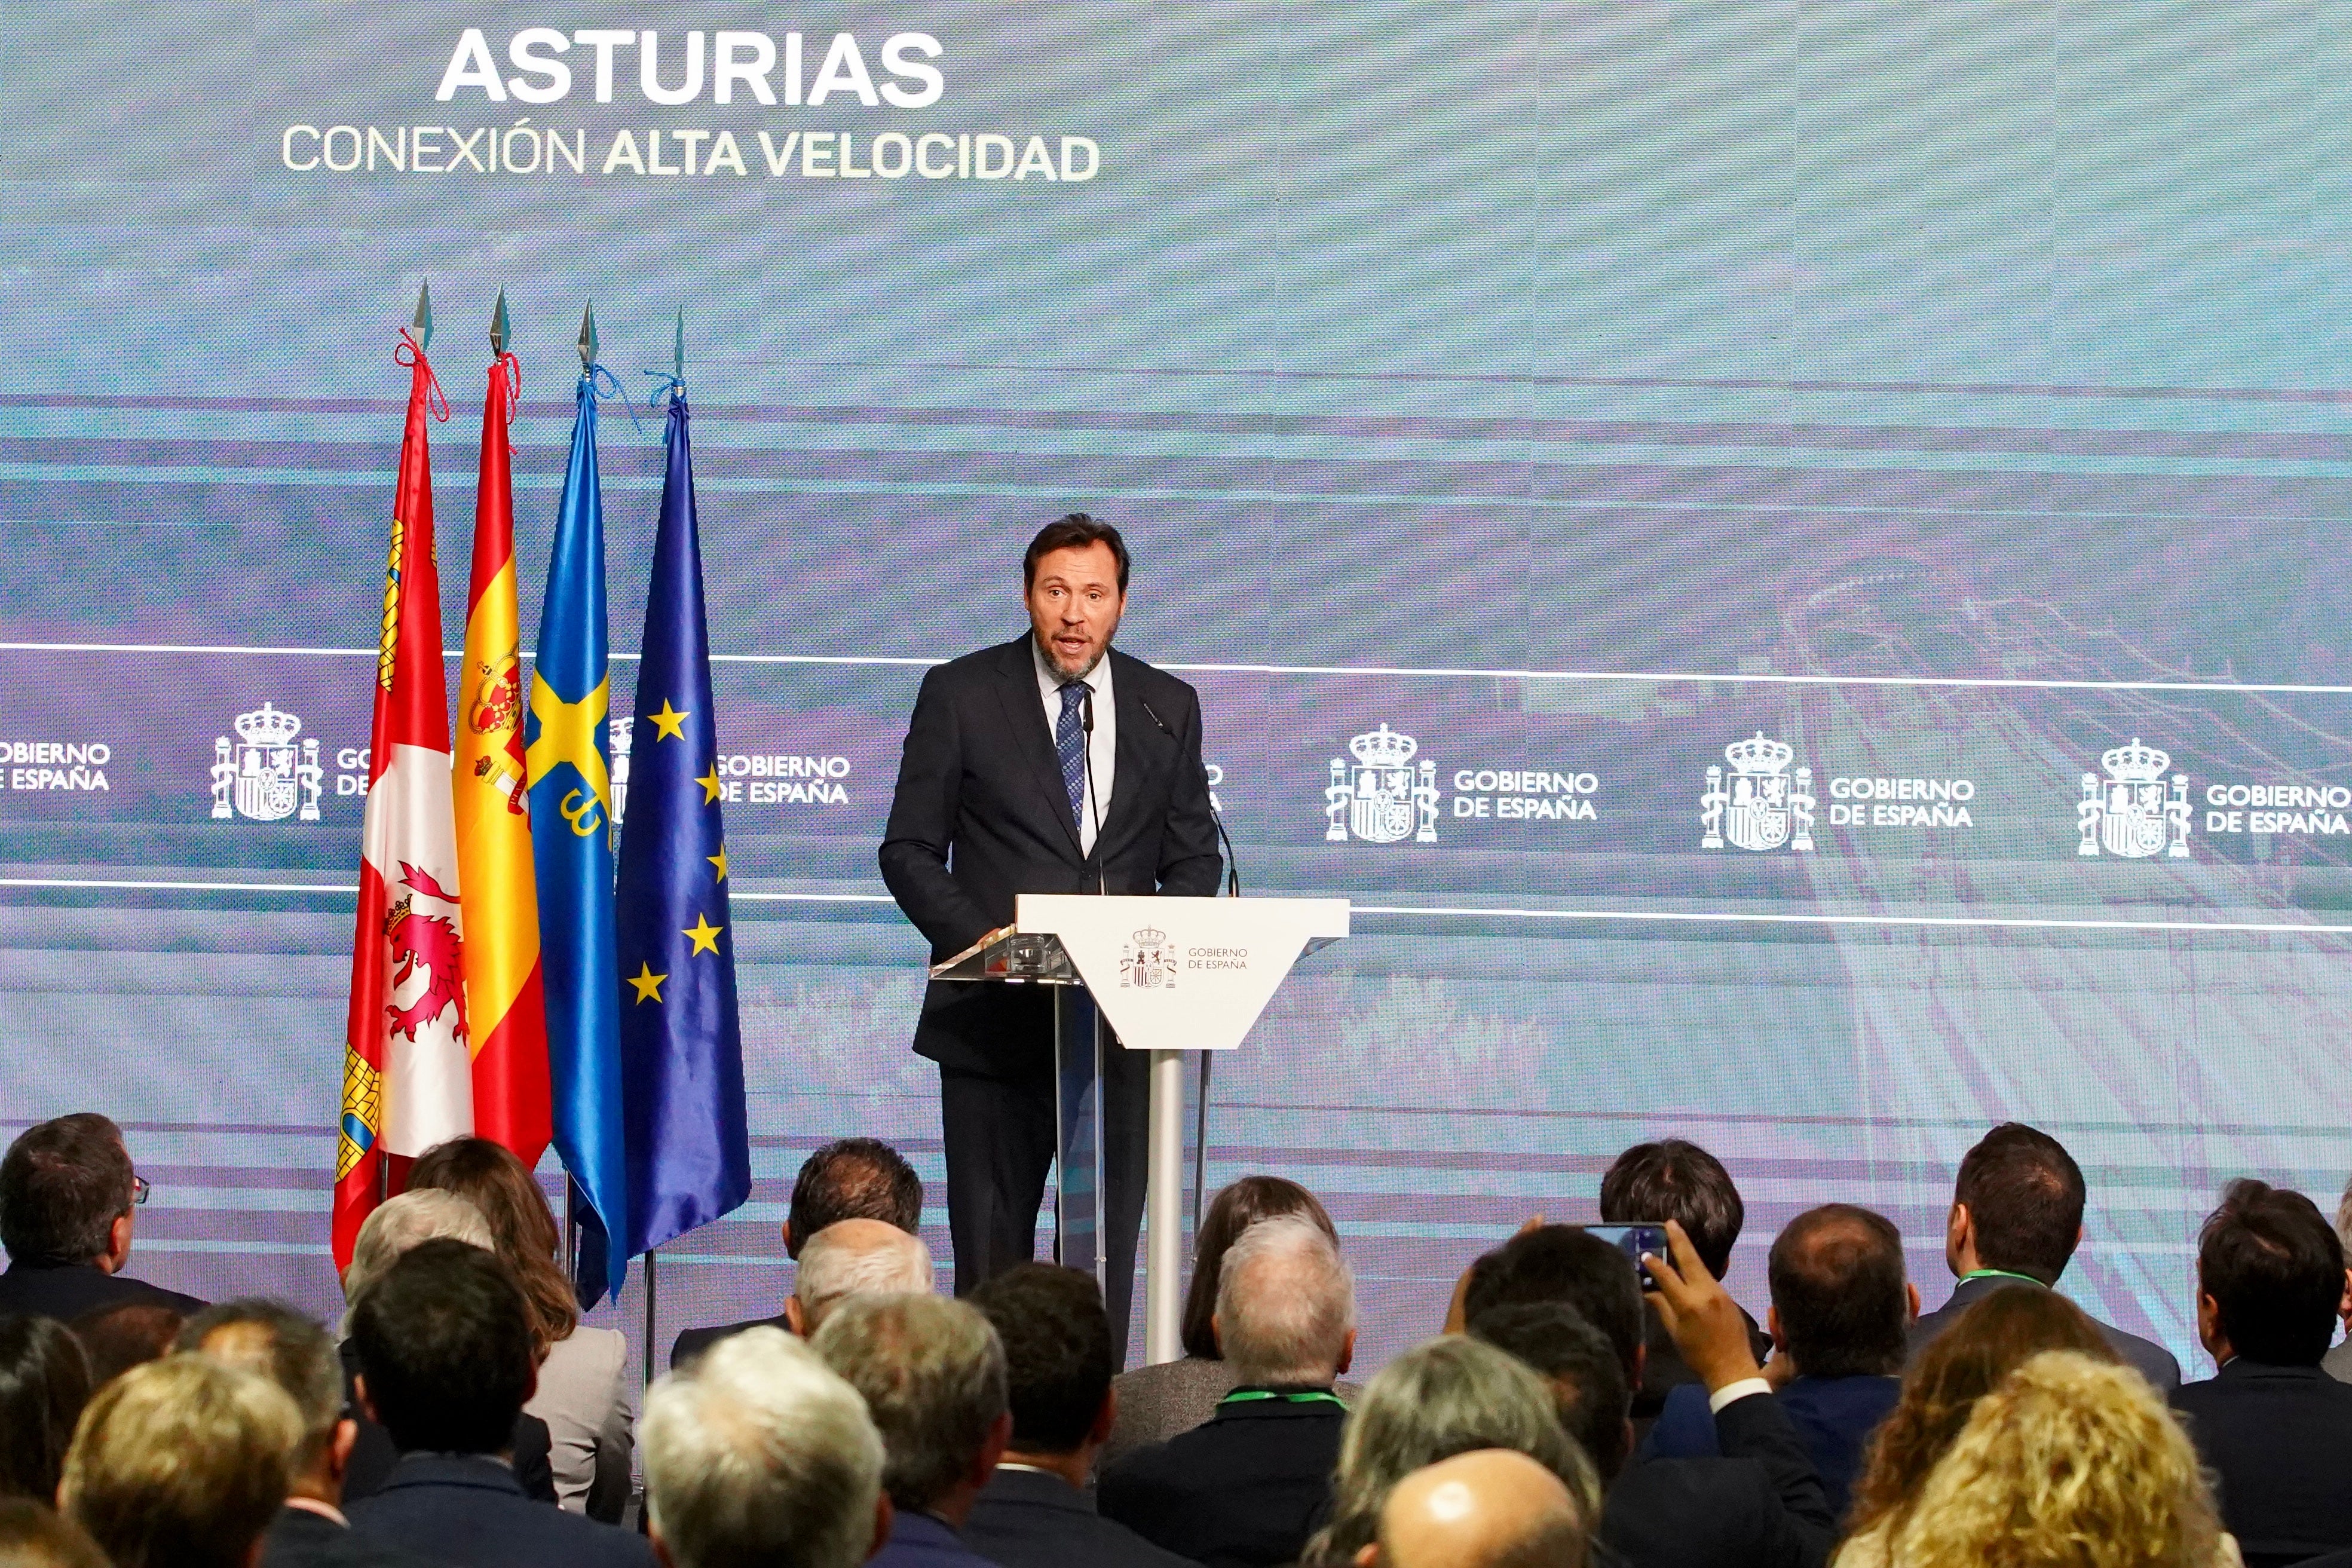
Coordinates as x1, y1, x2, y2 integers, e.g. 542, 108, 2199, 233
1142, 698, 1241, 897
1080, 687, 1104, 895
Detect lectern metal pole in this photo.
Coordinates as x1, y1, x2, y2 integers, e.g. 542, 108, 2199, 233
1143, 1048, 1186, 1364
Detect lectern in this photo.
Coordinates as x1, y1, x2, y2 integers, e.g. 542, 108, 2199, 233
931, 893, 1349, 1362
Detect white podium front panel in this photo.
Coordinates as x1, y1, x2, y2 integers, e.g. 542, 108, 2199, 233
1016, 895, 1349, 1052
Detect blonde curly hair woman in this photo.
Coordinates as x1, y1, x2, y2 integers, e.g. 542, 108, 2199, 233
1878, 1350, 2238, 1568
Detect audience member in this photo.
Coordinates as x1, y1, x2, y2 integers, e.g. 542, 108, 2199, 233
2170, 1179, 2352, 1568
669, 1139, 925, 1366
1303, 1336, 1597, 1568
1373, 1450, 1590, 1568
1597, 1139, 1771, 1431
336, 1190, 555, 1506
1105, 1175, 1362, 1466
1460, 1225, 1649, 1390
0, 1114, 203, 1321
181, 1298, 440, 1568
1908, 1123, 2179, 1389
1877, 1351, 2222, 1568
2325, 1173, 2352, 1386
409, 1137, 632, 1518
965, 1264, 1195, 1568
0, 1315, 93, 1503
58, 1350, 299, 1568
673, 1218, 934, 1367
1102, 1215, 1358, 1568
1467, 1306, 1636, 1481
1839, 1282, 2117, 1563
1643, 1205, 1912, 1517
640, 1325, 891, 1568
812, 1293, 1010, 1568
343, 1240, 650, 1568
0, 1498, 110, 1568
69, 1300, 184, 1386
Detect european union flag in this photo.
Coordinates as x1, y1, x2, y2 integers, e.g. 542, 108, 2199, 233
612, 384, 751, 1261
526, 360, 630, 1306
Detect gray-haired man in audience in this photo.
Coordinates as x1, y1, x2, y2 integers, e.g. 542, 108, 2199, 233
673, 1219, 934, 1367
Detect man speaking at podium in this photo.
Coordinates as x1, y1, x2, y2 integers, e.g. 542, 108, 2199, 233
881, 515, 1221, 1350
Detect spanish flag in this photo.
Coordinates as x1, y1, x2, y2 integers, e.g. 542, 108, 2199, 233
454, 293, 551, 1169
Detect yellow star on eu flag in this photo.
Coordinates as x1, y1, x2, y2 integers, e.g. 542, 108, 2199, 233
696, 767, 724, 804
626, 962, 667, 1004
707, 843, 728, 883
682, 914, 724, 955
645, 699, 690, 741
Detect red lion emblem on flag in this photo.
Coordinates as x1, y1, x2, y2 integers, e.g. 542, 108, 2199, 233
385, 862, 467, 1045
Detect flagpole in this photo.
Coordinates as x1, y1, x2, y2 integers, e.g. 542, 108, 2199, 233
641, 1248, 657, 1388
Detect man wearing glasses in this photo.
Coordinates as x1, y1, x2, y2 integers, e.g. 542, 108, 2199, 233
0, 1111, 204, 1320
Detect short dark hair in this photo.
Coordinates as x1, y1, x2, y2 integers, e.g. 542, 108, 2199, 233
1767, 1205, 1909, 1379
1952, 1123, 2086, 1284
0, 1315, 94, 1503
787, 1138, 924, 1260
2198, 1179, 2344, 1366
68, 1304, 183, 1388
348, 1239, 534, 1454
1, 1116, 134, 1266
1183, 1176, 1341, 1360
1461, 1226, 1644, 1389
1468, 1301, 1631, 1482
970, 1264, 1109, 1454
1598, 1139, 1745, 1279
1022, 514, 1129, 592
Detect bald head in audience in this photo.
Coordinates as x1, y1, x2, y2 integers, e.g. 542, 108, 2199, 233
1371, 1450, 1587, 1568
790, 1219, 935, 1336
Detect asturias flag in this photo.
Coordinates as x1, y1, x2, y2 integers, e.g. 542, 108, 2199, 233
454, 300, 552, 1169
334, 308, 473, 1270
528, 326, 629, 1306
614, 381, 751, 1259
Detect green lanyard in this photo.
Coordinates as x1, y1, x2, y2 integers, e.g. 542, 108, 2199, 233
1218, 1389, 1348, 1411
1958, 1269, 2048, 1288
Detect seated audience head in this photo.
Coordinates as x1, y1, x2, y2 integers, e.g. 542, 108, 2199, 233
0, 1499, 110, 1568
1183, 1175, 1342, 1359
1460, 1227, 1643, 1388
1886, 1350, 2218, 1568
178, 1299, 350, 1505
1466, 1303, 1630, 1482
1214, 1212, 1357, 1385
642, 1326, 889, 1568
1848, 1279, 2115, 1541
970, 1263, 1113, 1463
811, 1293, 1009, 1524
2196, 1177, 2344, 1367
347, 1238, 536, 1457
786, 1138, 924, 1260
1374, 1449, 1590, 1568
0, 1316, 93, 1503
1766, 1203, 1913, 1377
1309, 1336, 1598, 1567
68, 1303, 183, 1386
339, 1187, 492, 1309
792, 1218, 934, 1336
1944, 1122, 2085, 1285
406, 1137, 578, 1359
1597, 1139, 1744, 1281
0, 1114, 139, 1273
58, 1352, 301, 1568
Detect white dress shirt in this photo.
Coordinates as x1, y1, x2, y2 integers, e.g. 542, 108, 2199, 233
1032, 635, 1116, 855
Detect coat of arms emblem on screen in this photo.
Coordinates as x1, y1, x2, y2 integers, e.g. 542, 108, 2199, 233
210, 702, 324, 823
1327, 724, 1441, 845
1701, 733, 1814, 853
2078, 739, 2191, 859
1121, 926, 1178, 989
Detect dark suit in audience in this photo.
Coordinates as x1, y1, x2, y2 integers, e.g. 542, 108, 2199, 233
1098, 1392, 1346, 1568
1640, 1372, 1899, 1521
1910, 1274, 2179, 1392
261, 1502, 443, 1568
967, 1468, 1198, 1568
0, 1259, 203, 1321
347, 1456, 648, 1568
1631, 1297, 1771, 1438
336, 1340, 556, 1506
1603, 1387, 1836, 1568
869, 1509, 1002, 1568
2173, 1360, 2352, 1568
667, 1311, 789, 1369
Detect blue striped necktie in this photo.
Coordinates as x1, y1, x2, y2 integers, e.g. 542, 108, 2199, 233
1055, 681, 1089, 829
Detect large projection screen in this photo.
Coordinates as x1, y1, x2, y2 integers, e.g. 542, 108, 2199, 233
5, 4, 2351, 1373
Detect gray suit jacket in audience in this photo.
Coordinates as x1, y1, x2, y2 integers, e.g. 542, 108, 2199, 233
1907, 1273, 2181, 1392
523, 1325, 633, 1521
1101, 1358, 1362, 1471
2323, 1337, 2352, 1385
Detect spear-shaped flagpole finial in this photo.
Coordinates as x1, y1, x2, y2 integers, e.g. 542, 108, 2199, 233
491, 289, 510, 357
412, 281, 433, 353
578, 303, 597, 369
672, 309, 685, 384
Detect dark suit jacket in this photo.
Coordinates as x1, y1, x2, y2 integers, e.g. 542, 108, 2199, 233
967, 1467, 1200, 1568
1639, 1372, 1900, 1523
1630, 1297, 1772, 1438
1907, 1273, 2181, 1391
1097, 1392, 1346, 1568
0, 1258, 204, 1319
261, 1503, 445, 1568
1601, 1391, 1837, 1568
879, 636, 1221, 1078
669, 1312, 792, 1369
2171, 1358, 2352, 1567
345, 1455, 651, 1568
869, 1508, 1002, 1568
338, 1340, 555, 1506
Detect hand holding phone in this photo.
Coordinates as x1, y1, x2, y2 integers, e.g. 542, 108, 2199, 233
1585, 1223, 1670, 1290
